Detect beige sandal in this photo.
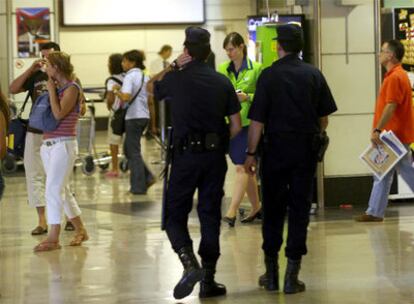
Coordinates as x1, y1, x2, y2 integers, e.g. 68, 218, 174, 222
31, 226, 48, 235
34, 240, 61, 252
69, 231, 89, 246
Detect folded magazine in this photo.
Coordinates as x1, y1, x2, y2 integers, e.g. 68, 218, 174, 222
360, 131, 407, 181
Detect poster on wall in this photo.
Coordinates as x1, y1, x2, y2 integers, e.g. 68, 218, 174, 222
247, 15, 305, 66
16, 8, 51, 58
393, 7, 414, 69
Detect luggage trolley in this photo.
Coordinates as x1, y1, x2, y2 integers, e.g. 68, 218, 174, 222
75, 100, 110, 175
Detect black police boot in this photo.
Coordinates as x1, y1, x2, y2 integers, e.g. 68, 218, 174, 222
199, 261, 227, 298
283, 258, 306, 294
173, 246, 205, 300
258, 255, 279, 291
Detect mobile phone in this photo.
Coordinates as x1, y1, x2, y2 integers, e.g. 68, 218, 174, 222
40, 63, 47, 73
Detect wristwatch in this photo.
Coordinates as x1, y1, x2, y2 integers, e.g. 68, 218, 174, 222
170, 60, 179, 71
246, 150, 256, 156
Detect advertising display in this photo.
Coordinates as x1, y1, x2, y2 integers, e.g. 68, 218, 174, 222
394, 7, 414, 69
256, 25, 278, 68
389, 7, 414, 199
61, 0, 205, 26
16, 7, 51, 58
247, 15, 305, 68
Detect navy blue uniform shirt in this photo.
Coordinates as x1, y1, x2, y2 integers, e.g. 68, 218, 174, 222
154, 60, 241, 138
248, 54, 337, 134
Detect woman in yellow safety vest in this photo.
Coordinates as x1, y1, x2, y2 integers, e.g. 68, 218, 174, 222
218, 32, 262, 227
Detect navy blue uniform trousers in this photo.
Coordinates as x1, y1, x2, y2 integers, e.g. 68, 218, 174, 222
261, 133, 317, 260
165, 150, 227, 263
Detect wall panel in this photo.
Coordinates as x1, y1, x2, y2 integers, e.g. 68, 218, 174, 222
321, 1, 376, 177
322, 54, 376, 115
324, 114, 373, 176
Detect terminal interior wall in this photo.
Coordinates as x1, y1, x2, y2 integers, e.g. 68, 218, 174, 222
321, 1, 376, 177
0, 1, 7, 93
60, 0, 256, 88
57, 0, 256, 121
4, 0, 409, 181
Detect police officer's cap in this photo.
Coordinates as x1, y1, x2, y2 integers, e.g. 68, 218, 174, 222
184, 26, 210, 45
273, 23, 303, 42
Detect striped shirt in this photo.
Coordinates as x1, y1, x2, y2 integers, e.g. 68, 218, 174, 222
44, 83, 80, 139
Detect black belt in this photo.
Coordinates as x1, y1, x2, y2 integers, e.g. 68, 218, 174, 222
174, 133, 227, 153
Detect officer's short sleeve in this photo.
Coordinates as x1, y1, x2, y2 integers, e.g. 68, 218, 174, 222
154, 72, 173, 101
225, 81, 241, 116
248, 72, 269, 123
317, 73, 337, 117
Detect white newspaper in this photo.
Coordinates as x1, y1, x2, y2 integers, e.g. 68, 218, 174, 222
360, 131, 408, 181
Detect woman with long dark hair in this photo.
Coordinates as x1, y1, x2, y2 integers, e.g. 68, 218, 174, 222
105, 53, 125, 177
218, 32, 262, 226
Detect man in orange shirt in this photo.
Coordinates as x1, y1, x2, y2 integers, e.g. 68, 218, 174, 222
355, 39, 414, 222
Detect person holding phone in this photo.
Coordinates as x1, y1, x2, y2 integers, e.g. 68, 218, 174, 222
9, 42, 80, 234
218, 32, 263, 227
34, 51, 88, 252
147, 27, 242, 300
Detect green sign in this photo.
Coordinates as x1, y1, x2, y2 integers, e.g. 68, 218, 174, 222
256, 24, 279, 68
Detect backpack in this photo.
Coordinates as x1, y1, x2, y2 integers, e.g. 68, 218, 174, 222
104, 76, 123, 100
28, 82, 81, 132
7, 92, 30, 158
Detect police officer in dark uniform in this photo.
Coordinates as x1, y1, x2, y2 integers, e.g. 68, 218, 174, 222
147, 27, 242, 300
244, 24, 337, 294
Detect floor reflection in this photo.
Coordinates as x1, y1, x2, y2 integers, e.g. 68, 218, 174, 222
1, 134, 414, 303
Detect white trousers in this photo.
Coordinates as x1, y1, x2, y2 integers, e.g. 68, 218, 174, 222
24, 132, 45, 208
40, 138, 81, 225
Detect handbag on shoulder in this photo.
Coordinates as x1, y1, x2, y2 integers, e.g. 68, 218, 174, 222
110, 73, 145, 136
29, 82, 81, 132
111, 107, 128, 135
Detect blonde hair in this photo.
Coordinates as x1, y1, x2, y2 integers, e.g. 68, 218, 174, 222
47, 51, 75, 80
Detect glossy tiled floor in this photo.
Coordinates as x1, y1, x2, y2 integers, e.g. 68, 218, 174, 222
1, 132, 414, 303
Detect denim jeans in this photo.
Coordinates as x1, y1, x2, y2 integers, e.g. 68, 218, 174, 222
366, 145, 414, 218
124, 118, 154, 193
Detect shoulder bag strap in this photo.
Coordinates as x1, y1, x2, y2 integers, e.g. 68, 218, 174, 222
104, 76, 123, 99
17, 90, 31, 118
129, 72, 145, 106
110, 76, 123, 86
58, 82, 82, 113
